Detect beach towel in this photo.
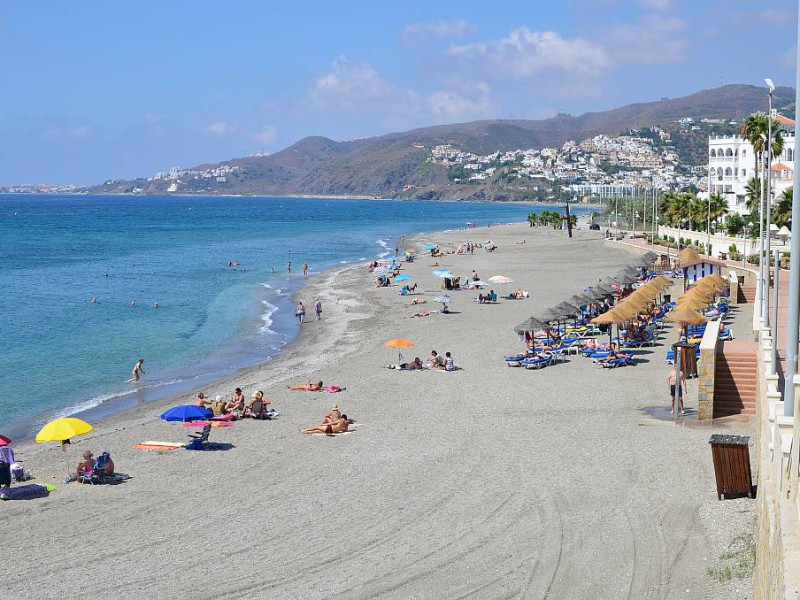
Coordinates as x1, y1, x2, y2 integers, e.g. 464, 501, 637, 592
210, 414, 235, 421
326, 385, 343, 393
133, 441, 182, 451
309, 423, 363, 436
0, 483, 51, 500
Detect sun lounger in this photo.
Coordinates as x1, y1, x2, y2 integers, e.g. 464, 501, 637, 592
599, 355, 636, 368
522, 355, 552, 369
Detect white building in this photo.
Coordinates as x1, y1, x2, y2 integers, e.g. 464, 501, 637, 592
708, 115, 796, 216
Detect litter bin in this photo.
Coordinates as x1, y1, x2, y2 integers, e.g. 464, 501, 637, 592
709, 434, 753, 500
673, 342, 698, 379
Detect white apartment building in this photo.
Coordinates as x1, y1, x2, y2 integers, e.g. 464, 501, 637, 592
708, 115, 796, 216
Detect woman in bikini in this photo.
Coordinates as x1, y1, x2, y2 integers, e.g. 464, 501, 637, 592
126, 358, 145, 383
301, 415, 348, 435
288, 381, 323, 391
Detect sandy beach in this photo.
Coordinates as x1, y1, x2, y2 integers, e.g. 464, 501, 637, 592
3, 223, 754, 599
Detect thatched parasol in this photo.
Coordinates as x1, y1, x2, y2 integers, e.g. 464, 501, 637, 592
513, 316, 548, 334
666, 306, 710, 326
677, 247, 701, 267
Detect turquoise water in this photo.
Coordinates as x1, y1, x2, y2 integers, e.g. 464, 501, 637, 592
0, 195, 587, 437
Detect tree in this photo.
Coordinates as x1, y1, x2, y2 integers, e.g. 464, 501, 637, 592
726, 213, 746, 235
774, 187, 792, 229
740, 113, 784, 215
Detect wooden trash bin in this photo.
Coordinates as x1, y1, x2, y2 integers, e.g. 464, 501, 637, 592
709, 434, 753, 500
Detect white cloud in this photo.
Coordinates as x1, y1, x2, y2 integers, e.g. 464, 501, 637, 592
203, 121, 230, 136
730, 9, 794, 26
307, 57, 396, 111
447, 27, 610, 79
253, 126, 277, 145
428, 81, 493, 120
404, 19, 474, 40
606, 16, 688, 64
639, 0, 673, 10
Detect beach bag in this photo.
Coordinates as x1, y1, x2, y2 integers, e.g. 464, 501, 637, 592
11, 463, 30, 481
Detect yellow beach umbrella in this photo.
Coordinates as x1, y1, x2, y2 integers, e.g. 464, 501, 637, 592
36, 417, 93, 450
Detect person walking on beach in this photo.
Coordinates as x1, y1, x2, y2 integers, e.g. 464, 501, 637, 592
287, 261, 292, 274
302, 263, 309, 279
127, 358, 145, 383
296, 301, 306, 324
667, 366, 686, 414
314, 297, 322, 320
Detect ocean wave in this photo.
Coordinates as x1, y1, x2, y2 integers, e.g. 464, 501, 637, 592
261, 283, 272, 289
52, 377, 187, 418
376, 239, 389, 248
259, 300, 279, 334
339, 260, 349, 264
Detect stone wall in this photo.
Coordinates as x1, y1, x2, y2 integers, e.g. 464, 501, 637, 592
697, 320, 720, 421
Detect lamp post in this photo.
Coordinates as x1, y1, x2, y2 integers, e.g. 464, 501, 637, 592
758, 139, 767, 320
763, 78, 775, 329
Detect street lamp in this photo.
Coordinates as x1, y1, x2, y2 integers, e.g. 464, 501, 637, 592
763, 77, 775, 329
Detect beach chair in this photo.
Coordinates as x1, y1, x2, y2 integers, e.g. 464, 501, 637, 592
522, 355, 552, 370
186, 424, 212, 450
243, 399, 265, 419
600, 356, 635, 368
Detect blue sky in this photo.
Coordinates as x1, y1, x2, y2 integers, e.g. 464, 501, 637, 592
1, 0, 798, 185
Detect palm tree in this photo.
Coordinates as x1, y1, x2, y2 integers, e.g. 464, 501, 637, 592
774, 188, 793, 228
745, 177, 761, 214
741, 113, 784, 211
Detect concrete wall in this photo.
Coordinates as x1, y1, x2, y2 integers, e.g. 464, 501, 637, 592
657, 226, 788, 260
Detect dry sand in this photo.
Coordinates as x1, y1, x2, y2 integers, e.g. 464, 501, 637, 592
3, 223, 754, 599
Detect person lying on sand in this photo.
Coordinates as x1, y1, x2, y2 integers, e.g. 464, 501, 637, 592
407, 310, 439, 318
385, 357, 424, 370
408, 299, 426, 306
288, 381, 323, 391
301, 415, 348, 435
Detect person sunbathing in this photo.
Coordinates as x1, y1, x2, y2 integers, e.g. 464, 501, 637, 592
244, 390, 270, 414
407, 310, 438, 318
194, 392, 212, 408
288, 381, 323, 391
324, 404, 342, 424
385, 357, 424, 370
76, 451, 95, 479
225, 392, 245, 417
301, 415, 348, 435
427, 350, 445, 369
408, 299, 426, 306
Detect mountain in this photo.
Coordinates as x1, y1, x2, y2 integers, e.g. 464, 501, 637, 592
87, 84, 795, 200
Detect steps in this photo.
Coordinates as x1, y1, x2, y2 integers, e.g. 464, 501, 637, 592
713, 349, 757, 417
739, 284, 756, 303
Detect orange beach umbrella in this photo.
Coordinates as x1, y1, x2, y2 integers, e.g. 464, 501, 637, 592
385, 338, 414, 362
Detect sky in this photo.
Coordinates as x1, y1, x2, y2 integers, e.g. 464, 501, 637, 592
1, 0, 798, 185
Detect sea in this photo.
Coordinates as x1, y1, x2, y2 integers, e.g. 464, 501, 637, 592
0, 194, 590, 439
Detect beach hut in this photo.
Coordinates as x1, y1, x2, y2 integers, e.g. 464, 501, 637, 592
678, 248, 723, 289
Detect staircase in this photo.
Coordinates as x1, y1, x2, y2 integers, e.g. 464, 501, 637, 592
738, 284, 756, 303
713, 343, 758, 417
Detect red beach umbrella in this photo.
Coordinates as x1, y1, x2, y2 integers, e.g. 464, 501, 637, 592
0, 434, 11, 447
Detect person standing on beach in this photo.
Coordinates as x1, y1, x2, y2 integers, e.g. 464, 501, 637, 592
314, 297, 322, 320
303, 263, 309, 279
127, 358, 145, 383
667, 367, 686, 414
287, 261, 292, 274
296, 301, 306, 324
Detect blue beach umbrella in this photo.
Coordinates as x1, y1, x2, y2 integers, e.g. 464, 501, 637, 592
160, 405, 212, 422
395, 274, 412, 282
424, 245, 438, 250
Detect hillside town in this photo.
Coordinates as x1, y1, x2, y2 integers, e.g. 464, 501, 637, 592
427, 128, 702, 198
